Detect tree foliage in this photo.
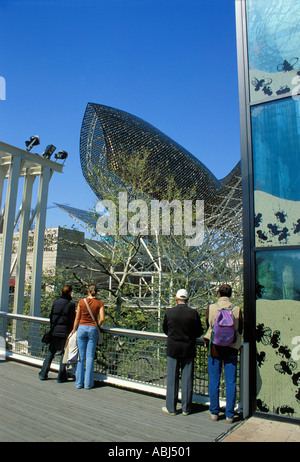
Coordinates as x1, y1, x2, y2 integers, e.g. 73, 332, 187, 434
55, 148, 243, 332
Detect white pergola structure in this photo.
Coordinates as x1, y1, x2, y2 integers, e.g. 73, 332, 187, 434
0, 141, 63, 317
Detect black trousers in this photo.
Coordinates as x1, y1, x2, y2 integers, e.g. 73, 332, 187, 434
39, 336, 68, 382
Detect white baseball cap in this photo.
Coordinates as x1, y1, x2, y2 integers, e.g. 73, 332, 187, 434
176, 289, 189, 300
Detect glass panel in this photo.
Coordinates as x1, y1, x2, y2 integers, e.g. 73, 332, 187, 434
255, 250, 300, 418
251, 98, 300, 247
246, 0, 300, 103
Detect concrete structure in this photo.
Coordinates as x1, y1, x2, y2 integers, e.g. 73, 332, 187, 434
8, 226, 101, 295
8, 225, 160, 312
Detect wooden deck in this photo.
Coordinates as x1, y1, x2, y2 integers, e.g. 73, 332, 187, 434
0, 360, 237, 443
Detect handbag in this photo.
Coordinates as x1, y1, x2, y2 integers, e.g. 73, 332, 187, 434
84, 298, 104, 345
42, 331, 52, 344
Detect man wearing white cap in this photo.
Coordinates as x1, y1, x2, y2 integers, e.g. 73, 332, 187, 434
162, 289, 203, 415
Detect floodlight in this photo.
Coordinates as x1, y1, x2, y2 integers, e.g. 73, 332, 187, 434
54, 150, 68, 163
25, 135, 40, 151
42, 144, 56, 159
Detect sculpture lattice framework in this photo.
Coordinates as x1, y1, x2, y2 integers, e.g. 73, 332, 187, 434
59, 103, 243, 305
79, 103, 242, 225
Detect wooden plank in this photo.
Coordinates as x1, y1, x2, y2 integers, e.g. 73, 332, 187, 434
0, 360, 235, 442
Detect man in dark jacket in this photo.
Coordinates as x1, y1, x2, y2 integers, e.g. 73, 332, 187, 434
39, 285, 75, 382
162, 289, 203, 415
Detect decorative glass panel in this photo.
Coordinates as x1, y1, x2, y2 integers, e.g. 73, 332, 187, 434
256, 250, 300, 418
246, 0, 300, 103
252, 98, 300, 247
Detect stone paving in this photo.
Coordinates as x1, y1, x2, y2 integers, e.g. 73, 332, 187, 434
221, 416, 300, 442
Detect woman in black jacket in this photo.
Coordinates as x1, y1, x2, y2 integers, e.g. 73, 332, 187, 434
39, 285, 76, 382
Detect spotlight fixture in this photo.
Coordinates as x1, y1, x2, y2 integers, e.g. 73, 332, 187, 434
25, 135, 40, 151
42, 144, 56, 159
54, 150, 68, 164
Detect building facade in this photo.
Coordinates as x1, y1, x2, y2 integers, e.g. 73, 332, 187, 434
8, 227, 108, 309
236, 0, 300, 421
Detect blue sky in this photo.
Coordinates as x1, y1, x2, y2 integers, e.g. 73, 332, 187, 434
0, 0, 241, 230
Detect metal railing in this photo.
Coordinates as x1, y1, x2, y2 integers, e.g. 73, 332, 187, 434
0, 311, 249, 417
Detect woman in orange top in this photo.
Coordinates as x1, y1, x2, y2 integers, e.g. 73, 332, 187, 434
73, 284, 105, 389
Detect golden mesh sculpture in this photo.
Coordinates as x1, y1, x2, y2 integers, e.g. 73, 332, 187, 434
57, 103, 243, 308
79, 103, 242, 225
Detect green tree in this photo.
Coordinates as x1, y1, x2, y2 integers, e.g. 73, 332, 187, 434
58, 148, 243, 331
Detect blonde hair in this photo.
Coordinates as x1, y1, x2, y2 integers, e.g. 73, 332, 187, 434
88, 284, 98, 297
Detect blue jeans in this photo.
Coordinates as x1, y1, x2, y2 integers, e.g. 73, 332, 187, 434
75, 325, 98, 389
166, 356, 194, 414
208, 355, 237, 419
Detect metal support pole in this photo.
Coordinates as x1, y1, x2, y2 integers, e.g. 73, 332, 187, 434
0, 156, 22, 312
29, 167, 51, 317
240, 342, 250, 419
235, 0, 257, 417
0, 166, 8, 232
13, 172, 36, 316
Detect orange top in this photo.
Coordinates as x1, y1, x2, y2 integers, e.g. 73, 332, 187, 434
77, 297, 104, 326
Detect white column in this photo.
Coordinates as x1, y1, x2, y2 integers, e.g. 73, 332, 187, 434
0, 156, 22, 312
29, 167, 51, 317
0, 166, 8, 232
13, 171, 36, 315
